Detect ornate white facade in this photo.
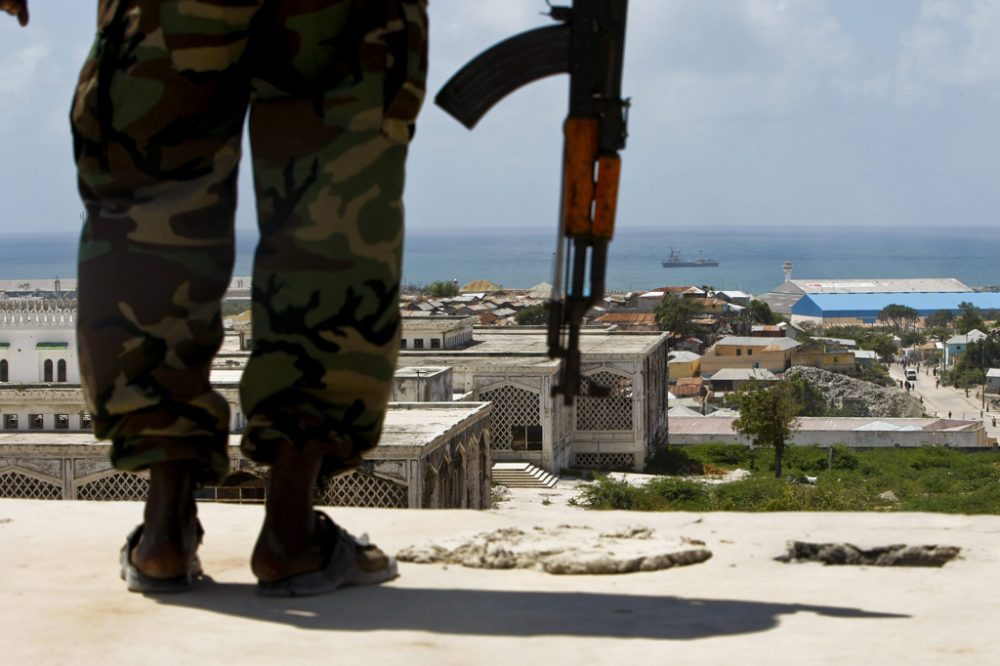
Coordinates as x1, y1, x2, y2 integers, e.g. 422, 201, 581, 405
0, 299, 78, 385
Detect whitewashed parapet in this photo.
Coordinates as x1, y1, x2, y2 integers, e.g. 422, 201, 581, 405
0, 299, 77, 329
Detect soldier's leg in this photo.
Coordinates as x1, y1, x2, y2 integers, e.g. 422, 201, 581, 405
239, 0, 426, 584
72, 0, 261, 581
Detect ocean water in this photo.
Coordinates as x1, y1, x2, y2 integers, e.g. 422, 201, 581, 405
1, 225, 996, 296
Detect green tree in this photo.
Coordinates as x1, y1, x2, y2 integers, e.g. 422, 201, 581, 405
952, 333, 1000, 375
514, 303, 548, 326
426, 280, 459, 298
748, 299, 780, 325
878, 304, 920, 334
955, 301, 986, 334
731, 381, 802, 478
863, 333, 897, 361
924, 309, 954, 329
654, 296, 701, 339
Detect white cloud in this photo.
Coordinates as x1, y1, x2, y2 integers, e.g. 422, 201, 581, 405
0, 42, 50, 125
896, 0, 1000, 103
621, 0, 863, 124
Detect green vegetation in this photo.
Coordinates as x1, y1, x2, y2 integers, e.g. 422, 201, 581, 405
654, 296, 702, 338
944, 332, 1000, 387
514, 303, 548, 325
747, 299, 782, 325
222, 302, 250, 317
955, 301, 986, 334
579, 444, 1000, 513
426, 280, 460, 298
878, 303, 920, 334
729, 380, 802, 477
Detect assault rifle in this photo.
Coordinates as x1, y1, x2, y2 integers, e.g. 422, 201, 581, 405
436, 0, 630, 405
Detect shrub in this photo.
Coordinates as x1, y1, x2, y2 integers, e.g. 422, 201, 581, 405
644, 477, 709, 510
688, 443, 752, 467
575, 475, 659, 510
644, 447, 704, 475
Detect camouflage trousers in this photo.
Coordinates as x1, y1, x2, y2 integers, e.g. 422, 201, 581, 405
71, 0, 427, 484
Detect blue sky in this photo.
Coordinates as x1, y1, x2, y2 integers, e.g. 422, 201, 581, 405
1, 0, 998, 234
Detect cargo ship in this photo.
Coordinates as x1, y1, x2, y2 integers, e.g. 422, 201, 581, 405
662, 248, 719, 268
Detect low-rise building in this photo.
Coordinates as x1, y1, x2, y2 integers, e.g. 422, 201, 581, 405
0, 402, 494, 509
705, 368, 778, 392
396, 328, 670, 472
986, 369, 1000, 394
401, 315, 477, 350
791, 340, 856, 372
945, 329, 987, 366
670, 416, 988, 448
667, 350, 701, 381
700, 336, 800, 377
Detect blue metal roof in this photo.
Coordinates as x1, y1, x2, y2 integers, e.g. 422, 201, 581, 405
792, 292, 1000, 320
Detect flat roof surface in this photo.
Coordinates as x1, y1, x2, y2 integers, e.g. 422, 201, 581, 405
795, 293, 1000, 315
790, 278, 972, 293
669, 416, 977, 434
0, 404, 490, 451
402, 331, 666, 356
716, 336, 800, 350
3, 499, 999, 665
708, 368, 778, 381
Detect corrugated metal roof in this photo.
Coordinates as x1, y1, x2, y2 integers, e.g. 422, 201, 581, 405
852, 420, 922, 432
794, 293, 1000, 317
708, 368, 777, 381
757, 292, 803, 314
669, 416, 973, 435
946, 329, 987, 345
668, 405, 704, 417
597, 312, 657, 324
790, 278, 971, 294
716, 336, 800, 350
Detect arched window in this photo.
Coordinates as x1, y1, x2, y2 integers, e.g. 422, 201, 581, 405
43, 359, 53, 382
0, 360, 7, 383
57, 359, 67, 383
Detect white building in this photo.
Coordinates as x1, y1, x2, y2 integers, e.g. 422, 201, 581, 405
0, 299, 79, 388
400, 315, 476, 350
396, 327, 670, 472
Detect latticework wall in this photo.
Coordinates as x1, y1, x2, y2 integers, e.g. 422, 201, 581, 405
0, 470, 61, 499
576, 370, 633, 431
479, 384, 540, 451
574, 452, 635, 469
75, 472, 150, 501
315, 470, 407, 508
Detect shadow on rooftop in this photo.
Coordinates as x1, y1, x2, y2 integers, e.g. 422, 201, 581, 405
155, 582, 907, 640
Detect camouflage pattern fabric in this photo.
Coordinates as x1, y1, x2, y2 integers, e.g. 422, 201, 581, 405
72, 0, 427, 484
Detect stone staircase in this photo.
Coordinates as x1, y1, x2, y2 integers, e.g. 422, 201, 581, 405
491, 462, 559, 489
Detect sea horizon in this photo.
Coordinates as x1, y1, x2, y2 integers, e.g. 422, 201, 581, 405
0, 224, 995, 296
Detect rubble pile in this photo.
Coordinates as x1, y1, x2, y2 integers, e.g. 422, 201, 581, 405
785, 366, 923, 418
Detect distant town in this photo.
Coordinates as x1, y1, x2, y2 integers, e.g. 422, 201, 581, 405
2, 261, 999, 507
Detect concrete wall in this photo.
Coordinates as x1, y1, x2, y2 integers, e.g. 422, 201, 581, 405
392, 367, 453, 402
701, 348, 791, 376
669, 417, 988, 448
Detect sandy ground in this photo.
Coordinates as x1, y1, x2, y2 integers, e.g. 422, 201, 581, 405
2, 491, 999, 665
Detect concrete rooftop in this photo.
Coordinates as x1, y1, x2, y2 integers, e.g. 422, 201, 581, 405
441, 331, 667, 356
2, 493, 999, 665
